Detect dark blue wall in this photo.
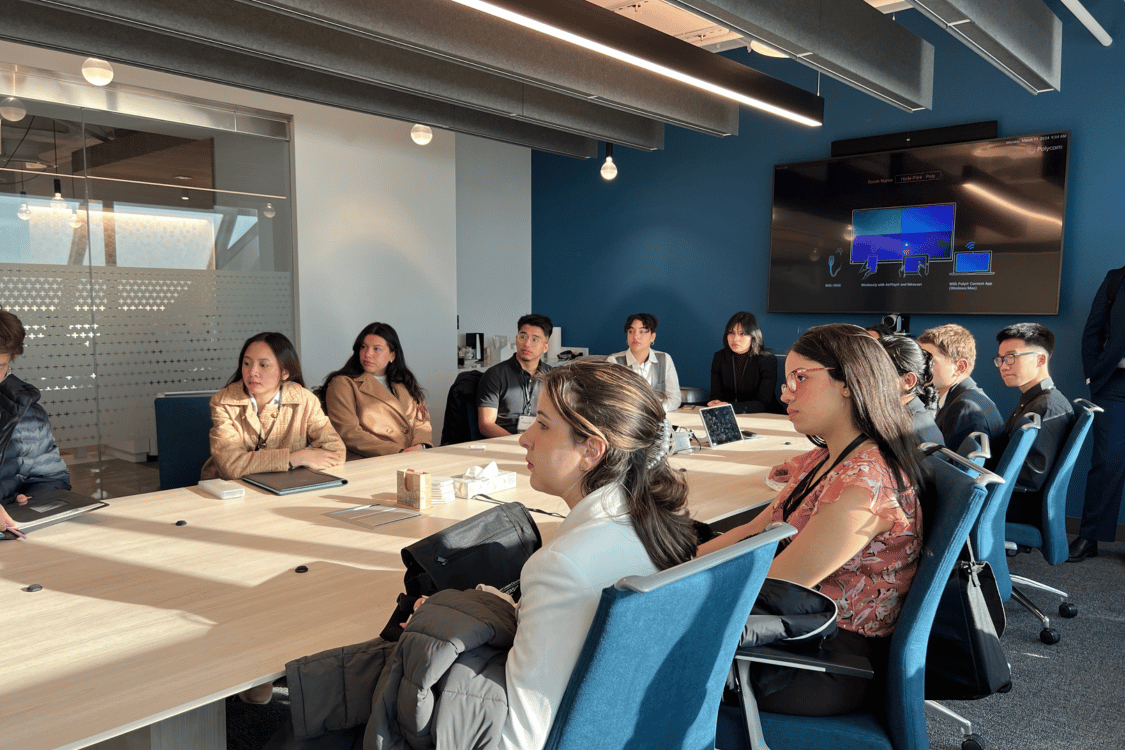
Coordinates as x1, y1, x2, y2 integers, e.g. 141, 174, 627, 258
531, 2, 1125, 523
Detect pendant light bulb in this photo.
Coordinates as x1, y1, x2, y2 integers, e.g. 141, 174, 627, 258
82, 58, 115, 86
50, 179, 67, 212
263, 202, 276, 218
410, 124, 433, 146
600, 143, 617, 181
69, 210, 83, 229
0, 96, 26, 122
17, 203, 31, 221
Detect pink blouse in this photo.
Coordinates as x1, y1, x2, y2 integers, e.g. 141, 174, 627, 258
767, 446, 922, 638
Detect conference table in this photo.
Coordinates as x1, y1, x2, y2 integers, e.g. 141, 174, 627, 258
0, 409, 803, 750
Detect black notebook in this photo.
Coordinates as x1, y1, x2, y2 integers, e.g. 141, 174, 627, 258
241, 467, 348, 495
3, 489, 108, 534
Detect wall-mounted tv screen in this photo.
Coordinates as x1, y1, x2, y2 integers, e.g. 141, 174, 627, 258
767, 131, 1069, 315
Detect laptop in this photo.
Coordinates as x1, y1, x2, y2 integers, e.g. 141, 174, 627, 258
3, 489, 108, 534
241, 467, 348, 495
698, 404, 745, 447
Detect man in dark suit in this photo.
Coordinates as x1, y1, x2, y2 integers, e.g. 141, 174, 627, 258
917, 324, 1005, 451
1069, 266, 1125, 561
994, 323, 1076, 527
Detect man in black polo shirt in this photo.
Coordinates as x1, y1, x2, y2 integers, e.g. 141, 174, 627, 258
477, 314, 553, 438
994, 323, 1076, 526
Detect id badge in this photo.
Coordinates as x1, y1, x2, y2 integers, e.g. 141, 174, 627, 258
517, 414, 535, 432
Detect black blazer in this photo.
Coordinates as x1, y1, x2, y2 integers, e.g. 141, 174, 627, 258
934, 376, 1005, 451
709, 350, 778, 414
1081, 267, 1125, 395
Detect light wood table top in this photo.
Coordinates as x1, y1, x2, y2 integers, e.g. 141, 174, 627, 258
0, 412, 801, 750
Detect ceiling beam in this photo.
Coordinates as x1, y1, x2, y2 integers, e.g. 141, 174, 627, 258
662, 0, 934, 111
237, 0, 823, 130
906, 0, 1062, 93
2, 2, 603, 157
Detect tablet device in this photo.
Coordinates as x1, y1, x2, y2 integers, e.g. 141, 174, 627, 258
3, 489, 108, 533
699, 404, 744, 447
241, 468, 347, 495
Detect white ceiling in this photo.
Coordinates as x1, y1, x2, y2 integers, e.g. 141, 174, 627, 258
586, 0, 913, 53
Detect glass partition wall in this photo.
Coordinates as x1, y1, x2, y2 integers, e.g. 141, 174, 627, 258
0, 84, 293, 498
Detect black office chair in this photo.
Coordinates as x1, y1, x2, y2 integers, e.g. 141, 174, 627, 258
440, 370, 482, 446
154, 391, 214, 489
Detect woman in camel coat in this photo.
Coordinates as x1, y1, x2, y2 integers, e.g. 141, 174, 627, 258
201, 332, 345, 481
324, 323, 432, 458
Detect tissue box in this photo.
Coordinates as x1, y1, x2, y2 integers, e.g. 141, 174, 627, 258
453, 470, 517, 498
397, 469, 432, 510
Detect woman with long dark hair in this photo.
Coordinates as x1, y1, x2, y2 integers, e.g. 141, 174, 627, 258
499, 359, 698, 749
201, 331, 344, 480
324, 322, 431, 457
877, 334, 943, 446
707, 311, 779, 413
700, 323, 925, 716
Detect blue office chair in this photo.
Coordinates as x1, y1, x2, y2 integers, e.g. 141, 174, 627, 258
926, 420, 1037, 750
716, 447, 1000, 750
1005, 398, 1102, 644
542, 523, 796, 750
154, 391, 214, 489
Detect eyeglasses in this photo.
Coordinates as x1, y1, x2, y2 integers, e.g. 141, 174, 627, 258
516, 332, 546, 344
993, 351, 1038, 367
783, 367, 834, 393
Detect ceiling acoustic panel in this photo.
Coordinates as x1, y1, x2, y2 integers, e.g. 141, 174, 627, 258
906, 0, 1062, 93
661, 0, 934, 111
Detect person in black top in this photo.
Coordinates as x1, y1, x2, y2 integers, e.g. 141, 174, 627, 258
707, 312, 779, 414
994, 323, 1076, 526
876, 335, 943, 447
477, 314, 553, 437
917, 323, 1005, 450
1070, 266, 1125, 561
1, 309, 71, 532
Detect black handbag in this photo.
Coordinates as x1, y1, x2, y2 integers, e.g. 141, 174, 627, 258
925, 541, 1012, 700
379, 501, 542, 641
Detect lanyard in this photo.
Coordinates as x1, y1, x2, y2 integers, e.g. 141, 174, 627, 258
521, 371, 537, 415
780, 433, 868, 522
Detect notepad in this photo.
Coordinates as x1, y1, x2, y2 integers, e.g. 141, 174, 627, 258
241, 468, 347, 495
3, 489, 107, 533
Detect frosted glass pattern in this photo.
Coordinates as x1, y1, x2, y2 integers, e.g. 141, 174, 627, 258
0, 265, 293, 449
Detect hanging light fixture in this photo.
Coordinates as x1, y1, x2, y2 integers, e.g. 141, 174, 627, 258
600, 143, 618, 181
17, 193, 31, 221
410, 124, 434, 145
50, 178, 67, 212
263, 202, 276, 218
749, 41, 789, 59
69, 209, 83, 229
81, 58, 114, 86
0, 96, 26, 122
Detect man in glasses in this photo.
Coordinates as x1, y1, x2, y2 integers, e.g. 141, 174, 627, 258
607, 313, 681, 412
994, 323, 1075, 525
917, 323, 1004, 451
477, 314, 553, 437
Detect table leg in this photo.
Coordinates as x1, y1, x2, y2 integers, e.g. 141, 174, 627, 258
89, 699, 225, 750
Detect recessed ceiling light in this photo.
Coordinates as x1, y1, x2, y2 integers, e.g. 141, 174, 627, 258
24, 162, 47, 170
173, 175, 193, 181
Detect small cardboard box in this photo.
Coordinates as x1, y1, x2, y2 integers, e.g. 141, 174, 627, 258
453, 469, 517, 498
397, 469, 432, 510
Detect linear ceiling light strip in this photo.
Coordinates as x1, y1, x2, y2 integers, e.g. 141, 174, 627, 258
448, 0, 821, 126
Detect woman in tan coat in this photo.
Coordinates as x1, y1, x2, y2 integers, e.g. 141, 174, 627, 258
201, 332, 345, 481
324, 322, 432, 458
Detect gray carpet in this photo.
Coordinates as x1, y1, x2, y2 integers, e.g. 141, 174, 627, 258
926, 541, 1125, 750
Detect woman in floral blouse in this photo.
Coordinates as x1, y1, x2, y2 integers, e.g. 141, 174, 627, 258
700, 323, 926, 716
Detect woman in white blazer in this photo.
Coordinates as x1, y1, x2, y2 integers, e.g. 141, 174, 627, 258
324, 322, 432, 458
491, 359, 698, 750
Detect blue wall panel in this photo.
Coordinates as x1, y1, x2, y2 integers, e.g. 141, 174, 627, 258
531, 2, 1125, 524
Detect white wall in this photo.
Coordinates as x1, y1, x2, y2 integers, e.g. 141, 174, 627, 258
455, 133, 532, 361
1, 40, 468, 442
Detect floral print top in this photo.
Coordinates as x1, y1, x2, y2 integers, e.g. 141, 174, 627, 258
767, 445, 922, 638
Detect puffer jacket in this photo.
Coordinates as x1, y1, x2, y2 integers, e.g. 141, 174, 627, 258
285, 589, 517, 750
0, 374, 71, 501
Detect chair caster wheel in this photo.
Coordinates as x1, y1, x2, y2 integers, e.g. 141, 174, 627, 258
1040, 628, 1061, 645
961, 734, 984, 750
1059, 602, 1077, 618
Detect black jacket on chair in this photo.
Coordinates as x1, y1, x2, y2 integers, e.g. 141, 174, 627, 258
0, 375, 71, 501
